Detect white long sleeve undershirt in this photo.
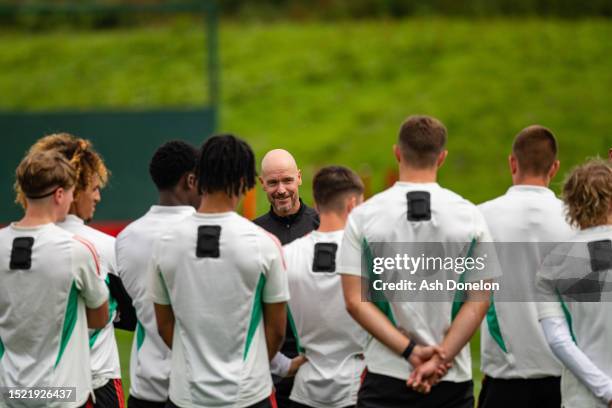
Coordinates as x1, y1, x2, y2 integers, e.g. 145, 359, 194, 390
541, 316, 612, 404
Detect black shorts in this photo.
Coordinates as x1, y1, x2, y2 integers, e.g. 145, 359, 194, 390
128, 395, 167, 408
80, 379, 125, 408
357, 371, 474, 408
477, 375, 561, 408
166, 392, 277, 408
274, 376, 294, 408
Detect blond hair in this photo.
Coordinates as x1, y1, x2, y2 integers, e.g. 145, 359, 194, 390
16, 133, 109, 207
563, 159, 612, 229
15, 150, 76, 201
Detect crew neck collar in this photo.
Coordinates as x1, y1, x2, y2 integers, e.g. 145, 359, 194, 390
269, 198, 307, 223
193, 211, 235, 218
394, 181, 440, 188
149, 205, 195, 214
62, 214, 85, 225
11, 222, 55, 231
508, 185, 554, 195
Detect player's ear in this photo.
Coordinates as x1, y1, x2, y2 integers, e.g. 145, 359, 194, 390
436, 150, 448, 169
509, 154, 518, 175
297, 169, 302, 186
185, 172, 197, 190
548, 160, 560, 180
393, 144, 401, 163
258, 175, 265, 188
346, 195, 358, 213
53, 187, 64, 205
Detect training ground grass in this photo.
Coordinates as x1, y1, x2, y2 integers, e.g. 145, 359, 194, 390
2, 18, 610, 401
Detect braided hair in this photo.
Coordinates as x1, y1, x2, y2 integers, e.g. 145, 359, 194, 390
15, 133, 109, 207
197, 134, 256, 197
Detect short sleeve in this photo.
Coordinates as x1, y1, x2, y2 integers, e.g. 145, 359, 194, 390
260, 232, 290, 304
147, 239, 171, 305
537, 301, 565, 320
338, 213, 364, 277
464, 210, 502, 283
535, 245, 567, 319
72, 237, 108, 309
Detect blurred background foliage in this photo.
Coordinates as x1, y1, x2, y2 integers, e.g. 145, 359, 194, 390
0, 0, 611, 30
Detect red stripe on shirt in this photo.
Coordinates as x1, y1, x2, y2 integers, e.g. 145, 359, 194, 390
73, 235, 101, 276
262, 229, 287, 270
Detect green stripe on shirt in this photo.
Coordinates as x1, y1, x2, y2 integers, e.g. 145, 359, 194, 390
362, 238, 397, 325
55, 281, 79, 367
451, 238, 477, 321
486, 298, 508, 353
136, 320, 146, 351
287, 306, 305, 354
244, 273, 266, 360
90, 276, 118, 348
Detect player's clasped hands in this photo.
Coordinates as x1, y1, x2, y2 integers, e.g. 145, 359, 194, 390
406, 345, 453, 394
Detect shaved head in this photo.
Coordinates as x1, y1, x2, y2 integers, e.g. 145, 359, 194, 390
261, 149, 299, 176
259, 149, 302, 216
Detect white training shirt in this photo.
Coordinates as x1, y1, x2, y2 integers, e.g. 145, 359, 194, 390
338, 181, 499, 383
116, 205, 195, 403
478, 185, 574, 379
537, 225, 612, 408
57, 214, 121, 390
0, 223, 108, 408
148, 211, 289, 408
284, 230, 367, 408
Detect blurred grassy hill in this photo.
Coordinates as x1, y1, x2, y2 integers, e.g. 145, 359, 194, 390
1, 18, 611, 399
1, 19, 610, 209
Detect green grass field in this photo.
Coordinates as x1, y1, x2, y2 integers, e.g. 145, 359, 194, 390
2, 18, 610, 403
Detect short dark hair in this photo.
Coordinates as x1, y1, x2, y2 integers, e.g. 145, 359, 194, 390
512, 125, 558, 176
313, 166, 364, 213
398, 115, 447, 168
149, 140, 199, 191
197, 134, 256, 196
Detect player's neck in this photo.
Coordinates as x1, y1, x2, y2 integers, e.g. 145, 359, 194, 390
512, 175, 549, 187
398, 165, 438, 183
317, 212, 346, 233
158, 190, 188, 207
16, 205, 57, 227
198, 192, 238, 213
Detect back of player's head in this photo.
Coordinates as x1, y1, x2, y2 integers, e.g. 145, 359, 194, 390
197, 134, 256, 197
563, 159, 612, 229
398, 115, 447, 168
16, 133, 108, 207
313, 166, 364, 213
29, 133, 108, 193
15, 150, 76, 201
512, 125, 558, 176
149, 140, 199, 191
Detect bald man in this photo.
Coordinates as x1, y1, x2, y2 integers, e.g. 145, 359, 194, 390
254, 149, 319, 245
254, 149, 319, 407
